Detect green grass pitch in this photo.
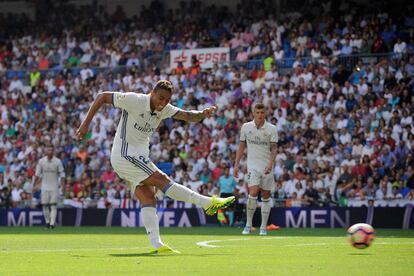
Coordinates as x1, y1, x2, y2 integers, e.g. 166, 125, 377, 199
0, 227, 413, 275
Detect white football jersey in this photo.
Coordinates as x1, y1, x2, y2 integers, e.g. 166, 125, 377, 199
35, 156, 65, 191
112, 92, 181, 158
240, 121, 278, 171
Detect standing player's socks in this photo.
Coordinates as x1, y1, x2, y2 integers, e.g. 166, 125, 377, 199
141, 206, 163, 248
246, 195, 257, 227
260, 198, 272, 230
50, 205, 57, 226
163, 182, 211, 208
43, 205, 50, 225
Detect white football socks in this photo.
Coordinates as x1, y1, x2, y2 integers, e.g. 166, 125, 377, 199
141, 206, 163, 248
50, 205, 57, 226
260, 198, 272, 229
246, 195, 257, 227
163, 182, 211, 208
43, 205, 50, 224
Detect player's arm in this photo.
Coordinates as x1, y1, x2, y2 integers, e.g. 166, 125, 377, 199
76, 92, 113, 138
234, 124, 247, 178
58, 160, 65, 192
33, 175, 41, 193
234, 141, 246, 178
264, 142, 277, 174
33, 162, 42, 193
172, 106, 217, 122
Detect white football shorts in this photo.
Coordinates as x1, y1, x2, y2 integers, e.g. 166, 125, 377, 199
41, 190, 58, 205
111, 151, 158, 192
247, 169, 275, 191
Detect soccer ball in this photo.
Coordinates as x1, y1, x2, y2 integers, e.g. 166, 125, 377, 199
347, 223, 375, 249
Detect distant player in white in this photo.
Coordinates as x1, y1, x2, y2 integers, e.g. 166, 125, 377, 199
234, 103, 278, 235
76, 80, 235, 253
35, 146, 65, 229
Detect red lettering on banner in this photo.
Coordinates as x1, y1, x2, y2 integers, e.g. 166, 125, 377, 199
212, 53, 219, 62
205, 53, 212, 62
170, 48, 230, 69
173, 51, 188, 64
198, 53, 204, 63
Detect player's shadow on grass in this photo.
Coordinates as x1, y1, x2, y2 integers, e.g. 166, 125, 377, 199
348, 252, 373, 256
110, 253, 231, 258
110, 253, 172, 257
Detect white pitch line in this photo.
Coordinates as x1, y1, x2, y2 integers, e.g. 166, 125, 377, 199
196, 238, 329, 248
196, 238, 414, 249
0, 246, 144, 254
196, 238, 250, 248
374, 242, 414, 245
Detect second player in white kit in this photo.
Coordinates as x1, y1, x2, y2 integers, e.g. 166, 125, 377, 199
35, 146, 65, 229
234, 103, 278, 235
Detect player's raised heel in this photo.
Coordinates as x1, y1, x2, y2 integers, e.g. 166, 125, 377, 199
204, 195, 235, 216
242, 226, 251, 235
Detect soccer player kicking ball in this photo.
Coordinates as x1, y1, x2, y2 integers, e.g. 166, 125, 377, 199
76, 80, 234, 253
234, 103, 278, 236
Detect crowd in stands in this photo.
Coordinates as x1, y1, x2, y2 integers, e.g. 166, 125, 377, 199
1, 0, 414, 209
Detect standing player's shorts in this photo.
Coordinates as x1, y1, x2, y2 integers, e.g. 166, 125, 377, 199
41, 190, 58, 205
111, 152, 158, 192
220, 193, 234, 198
247, 169, 275, 191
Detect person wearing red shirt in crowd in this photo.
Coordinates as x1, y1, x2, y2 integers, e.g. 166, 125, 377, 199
212, 161, 224, 181
385, 132, 396, 151
361, 155, 373, 178
76, 146, 88, 163
175, 61, 186, 75
351, 158, 368, 179
371, 34, 388, 53
370, 145, 382, 166
101, 165, 116, 183
372, 131, 383, 147
242, 95, 253, 109
250, 64, 259, 80
189, 55, 200, 79
72, 179, 81, 196
38, 54, 49, 70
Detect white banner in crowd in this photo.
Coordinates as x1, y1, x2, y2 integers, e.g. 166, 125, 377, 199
169, 47, 230, 70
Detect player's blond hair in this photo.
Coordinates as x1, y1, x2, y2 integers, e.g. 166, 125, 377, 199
253, 102, 265, 111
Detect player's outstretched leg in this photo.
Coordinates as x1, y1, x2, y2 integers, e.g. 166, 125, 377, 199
163, 182, 235, 215
243, 195, 257, 234
141, 171, 235, 216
